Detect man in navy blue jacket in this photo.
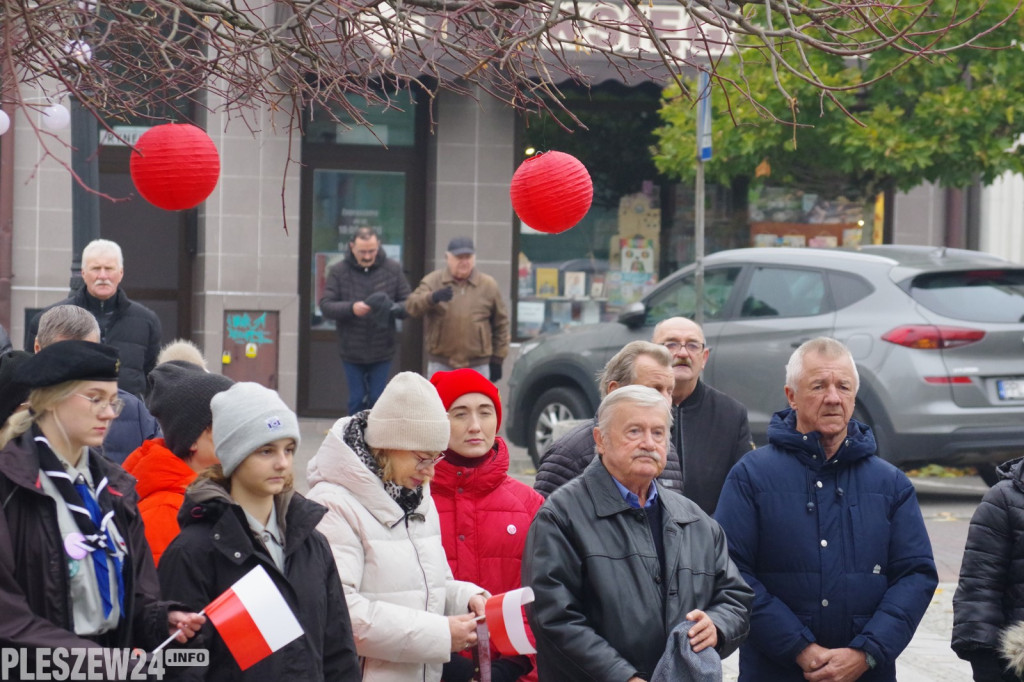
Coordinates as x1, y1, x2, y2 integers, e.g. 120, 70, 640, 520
715, 337, 937, 682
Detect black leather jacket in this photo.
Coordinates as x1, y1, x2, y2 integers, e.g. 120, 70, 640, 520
523, 457, 753, 681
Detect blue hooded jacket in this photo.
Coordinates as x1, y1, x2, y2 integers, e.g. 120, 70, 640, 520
714, 408, 937, 681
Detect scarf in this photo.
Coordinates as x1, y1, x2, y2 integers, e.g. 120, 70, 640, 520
344, 411, 425, 515
35, 429, 126, 619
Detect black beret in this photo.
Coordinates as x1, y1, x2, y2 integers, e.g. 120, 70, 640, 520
0, 350, 32, 424
15, 340, 120, 388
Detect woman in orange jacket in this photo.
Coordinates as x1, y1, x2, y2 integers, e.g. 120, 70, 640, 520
123, 361, 233, 564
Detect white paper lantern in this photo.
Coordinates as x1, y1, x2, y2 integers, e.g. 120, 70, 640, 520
0, 110, 9, 136
41, 104, 71, 130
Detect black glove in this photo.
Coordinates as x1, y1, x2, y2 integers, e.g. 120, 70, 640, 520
432, 287, 454, 304
390, 302, 408, 320
441, 654, 476, 682
491, 656, 533, 682
489, 360, 503, 382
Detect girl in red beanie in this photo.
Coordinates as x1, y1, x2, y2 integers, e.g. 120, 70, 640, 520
430, 369, 544, 682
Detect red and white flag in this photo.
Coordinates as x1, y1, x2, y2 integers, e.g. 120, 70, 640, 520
205, 565, 304, 670
484, 587, 536, 656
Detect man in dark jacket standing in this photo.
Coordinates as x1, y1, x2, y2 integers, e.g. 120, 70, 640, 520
27, 239, 162, 398
715, 337, 938, 681
524, 385, 753, 682
652, 316, 753, 514
319, 227, 412, 415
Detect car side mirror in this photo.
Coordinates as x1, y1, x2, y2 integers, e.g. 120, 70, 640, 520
618, 302, 646, 329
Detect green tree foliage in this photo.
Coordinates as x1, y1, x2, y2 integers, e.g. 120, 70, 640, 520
653, 0, 1024, 200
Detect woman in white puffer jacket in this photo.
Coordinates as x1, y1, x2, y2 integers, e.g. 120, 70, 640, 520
307, 372, 488, 682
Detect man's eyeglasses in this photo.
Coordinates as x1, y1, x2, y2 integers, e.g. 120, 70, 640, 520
662, 341, 705, 354
413, 452, 445, 470
72, 393, 125, 416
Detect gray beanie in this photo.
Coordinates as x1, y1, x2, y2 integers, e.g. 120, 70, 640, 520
365, 372, 450, 452
212, 382, 301, 477
146, 361, 234, 459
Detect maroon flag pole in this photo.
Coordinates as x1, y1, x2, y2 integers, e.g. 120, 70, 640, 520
475, 622, 492, 682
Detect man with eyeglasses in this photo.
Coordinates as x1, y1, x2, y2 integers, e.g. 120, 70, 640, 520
34, 304, 160, 464
652, 317, 753, 514
319, 226, 412, 416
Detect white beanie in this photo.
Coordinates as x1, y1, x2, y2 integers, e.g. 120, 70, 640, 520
212, 382, 301, 476
365, 372, 451, 452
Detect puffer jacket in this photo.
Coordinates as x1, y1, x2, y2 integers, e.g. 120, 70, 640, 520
0, 430, 175, 651
953, 456, 1024, 681
523, 456, 753, 682
405, 268, 510, 367
319, 249, 412, 364
104, 390, 161, 465
27, 287, 162, 397
533, 418, 683, 498
306, 416, 486, 682
122, 438, 196, 566
714, 408, 938, 681
433, 438, 544, 681
158, 478, 360, 681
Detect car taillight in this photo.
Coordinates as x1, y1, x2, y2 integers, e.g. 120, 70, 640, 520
881, 325, 986, 349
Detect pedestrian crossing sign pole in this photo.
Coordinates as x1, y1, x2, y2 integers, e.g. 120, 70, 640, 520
694, 70, 711, 325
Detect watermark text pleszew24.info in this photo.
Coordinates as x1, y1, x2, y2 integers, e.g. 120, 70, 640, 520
1, 647, 209, 680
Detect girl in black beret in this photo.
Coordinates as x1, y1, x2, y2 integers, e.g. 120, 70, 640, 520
0, 340, 204, 665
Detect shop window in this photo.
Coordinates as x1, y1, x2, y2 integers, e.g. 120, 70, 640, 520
515, 83, 750, 339
305, 93, 416, 147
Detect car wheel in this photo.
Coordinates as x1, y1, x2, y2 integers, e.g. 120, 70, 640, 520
527, 386, 590, 466
975, 463, 1001, 487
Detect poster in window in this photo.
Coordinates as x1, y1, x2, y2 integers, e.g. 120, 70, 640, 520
564, 271, 586, 299
620, 238, 655, 274
313, 252, 347, 328
536, 268, 560, 298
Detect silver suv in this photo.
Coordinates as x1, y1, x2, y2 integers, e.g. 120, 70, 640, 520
505, 245, 1024, 482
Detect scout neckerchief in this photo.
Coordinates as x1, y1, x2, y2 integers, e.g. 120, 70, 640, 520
35, 430, 125, 618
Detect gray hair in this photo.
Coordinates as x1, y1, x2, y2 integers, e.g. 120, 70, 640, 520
598, 341, 672, 398
37, 305, 100, 348
596, 384, 673, 436
156, 339, 208, 370
82, 239, 124, 269
785, 337, 859, 392
350, 227, 380, 243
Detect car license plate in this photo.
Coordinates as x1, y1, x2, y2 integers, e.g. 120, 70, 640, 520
997, 379, 1024, 400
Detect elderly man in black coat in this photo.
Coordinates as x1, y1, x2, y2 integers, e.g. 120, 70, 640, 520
523, 385, 753, 682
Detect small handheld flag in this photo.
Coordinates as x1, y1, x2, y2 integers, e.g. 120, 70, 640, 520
205, 565, 304, 670
483, 588, 536, 656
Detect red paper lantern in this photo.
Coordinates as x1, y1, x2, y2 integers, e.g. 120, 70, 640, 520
130, 123, 220, 211
510, 151, 593, 234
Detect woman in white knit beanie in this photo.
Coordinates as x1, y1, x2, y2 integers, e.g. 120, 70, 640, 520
307, 371, 488, 682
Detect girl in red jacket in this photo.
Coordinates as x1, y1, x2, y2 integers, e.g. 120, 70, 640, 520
430, 369, 544, 682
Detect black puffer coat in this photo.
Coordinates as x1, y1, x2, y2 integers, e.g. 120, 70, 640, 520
953, 457, 1024, 681
158, 479, 360, 681
319, 249, 411, 364
27, 287, 162, 397
533, 418, 683, 497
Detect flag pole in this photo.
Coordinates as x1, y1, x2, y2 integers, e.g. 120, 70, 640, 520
151, 609, 205, 655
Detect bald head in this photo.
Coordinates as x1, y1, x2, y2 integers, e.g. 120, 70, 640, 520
651, 317, 709, 404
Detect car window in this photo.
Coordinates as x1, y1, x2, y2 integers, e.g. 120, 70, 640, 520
828, 271, 874, 309
739, 267, 828, 318
909, 269, 1024, 323
645, 267, 740, 325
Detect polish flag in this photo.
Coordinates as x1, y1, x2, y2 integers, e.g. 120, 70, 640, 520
205, 565, 304, 670
484, 588, 536, 656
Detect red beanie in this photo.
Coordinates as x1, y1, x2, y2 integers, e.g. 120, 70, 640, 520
429, 368, 502, 430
